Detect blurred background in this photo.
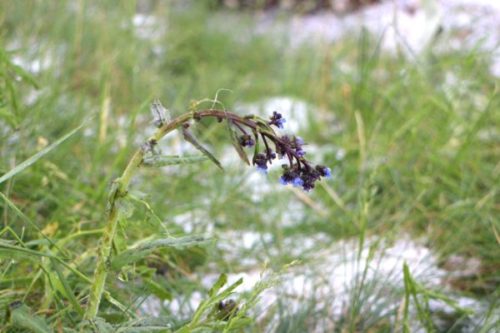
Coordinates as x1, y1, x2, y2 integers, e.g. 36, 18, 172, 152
1, 0, 499, 332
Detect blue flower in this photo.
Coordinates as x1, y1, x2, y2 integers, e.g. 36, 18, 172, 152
323, 167, 332, 178
257, 165, 269, 173
295, 136, 304, 145
315, 165, 331, 178
275, 118, 286, 129
292, 177, 304, 187
253, 153, 269, 173
269, 111, 286, 129
239, 134, 255, 147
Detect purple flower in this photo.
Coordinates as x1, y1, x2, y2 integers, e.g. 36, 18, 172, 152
239, 134, 255, 147
316, 165, 332, 178
257, 165, 268, 173
269, 111, 286, 129
266, 149, 277, 160
292, 177, 304, 187
295, 136, 304, 145
324, 167, 332, 178
253, 153, 269, 173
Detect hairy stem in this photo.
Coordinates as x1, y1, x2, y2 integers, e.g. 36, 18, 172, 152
84, 112, 194, 320
85, 108, 264, 320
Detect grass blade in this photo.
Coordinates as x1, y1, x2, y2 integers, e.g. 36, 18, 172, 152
0, 192, 61, 253
50, 258, 84, 316
0, 123, 84, 184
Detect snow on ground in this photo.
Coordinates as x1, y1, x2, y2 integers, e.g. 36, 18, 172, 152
140, 232, 489, 330
231, 0, 500, 76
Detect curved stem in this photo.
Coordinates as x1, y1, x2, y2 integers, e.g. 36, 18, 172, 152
84, 112, 193, 320
84, 108, 297, 320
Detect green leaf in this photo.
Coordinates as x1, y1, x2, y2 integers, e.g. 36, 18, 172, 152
0, 122, 84, 184
115, 317, 174, 332
182, 127, 223, 171
0, 106, 19, 128
0, 238, 47, 260
116, 197, 135, 220
8, 303, 52, 333
142, 154, 209, 167
0, 240, 91, 284
0, 192, 61, 252
208, 273, 227, 297
111, 235, 212, 270
144, 279, 173, 301
50, 258, 84, 316
10, 63, 40, 89
186, 277, 243, 329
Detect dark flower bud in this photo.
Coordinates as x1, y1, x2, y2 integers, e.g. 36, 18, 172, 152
295, 136, 305, 146
253, 153, 269, 172
292, 136, 306, 157
295, 148, 306, 157
266, 148, 277, 160
269, 111, 286, 129
315, 165, 332, 178
216, 299, 238, 321
239, 134, 255, 147
279, 164, 300, 185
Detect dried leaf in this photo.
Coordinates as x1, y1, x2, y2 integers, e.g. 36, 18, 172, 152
182, 127, 223, 171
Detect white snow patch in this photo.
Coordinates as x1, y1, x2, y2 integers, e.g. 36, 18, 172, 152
225, 0, 500, 76
132, 14, 166, 41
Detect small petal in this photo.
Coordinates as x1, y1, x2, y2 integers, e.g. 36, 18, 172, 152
292, 177, 304, 187
257, 165, 268, 174
323, 167, 332, 178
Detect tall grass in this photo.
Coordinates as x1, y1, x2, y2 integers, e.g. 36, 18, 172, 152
1, 0, 499, 332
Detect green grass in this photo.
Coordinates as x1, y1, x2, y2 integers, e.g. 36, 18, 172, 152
1, 0, 499, 332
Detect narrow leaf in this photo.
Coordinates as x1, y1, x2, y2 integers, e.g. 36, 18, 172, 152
10, 63, 40, 89
116, 317, 174, 333
50, 259, 84, 316
0, 107, 19, 128
111, 235, 212, 270
0, 239, 44, 261
142, 154, 209, 167
0, 123, 84, 184
0, 240, 91, 284
0, 192, 61, 251
208, 273, 228, 297
143, 279, 173, 301
228, 127, 250, 165
182, 127, 223, 171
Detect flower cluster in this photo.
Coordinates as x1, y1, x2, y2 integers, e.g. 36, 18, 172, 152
253, 148, 277, 173
280, 164, 331, 191
247, 112, 330, 191
178, 108, 330, 191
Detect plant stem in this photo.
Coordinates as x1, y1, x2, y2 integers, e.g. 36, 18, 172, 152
84, 109, 268, 320
84, 112, 193, 320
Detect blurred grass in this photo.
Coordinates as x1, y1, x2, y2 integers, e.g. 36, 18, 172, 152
0, 0, 499, 331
